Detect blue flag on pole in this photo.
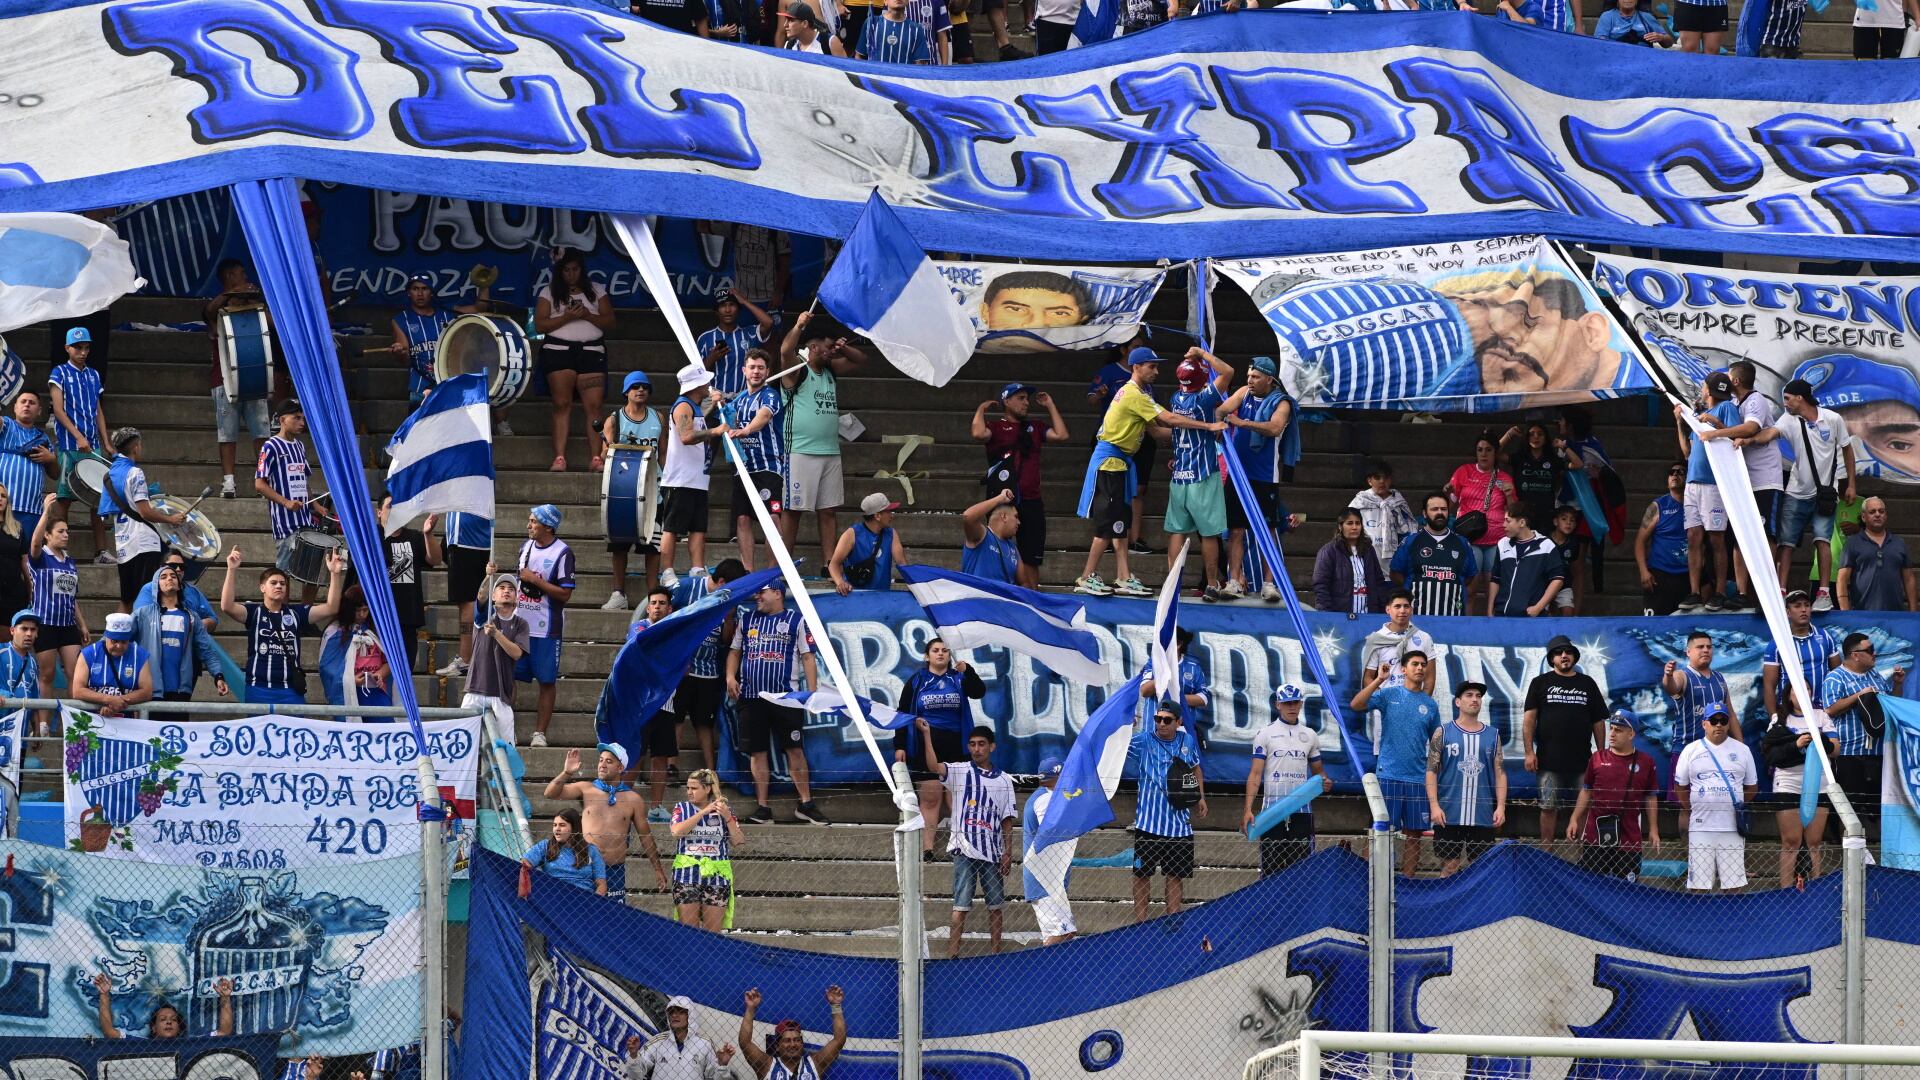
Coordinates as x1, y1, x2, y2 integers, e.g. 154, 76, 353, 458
597, 567, 782, 761
1027, 673, 1147, 877
815, 192, 973, 387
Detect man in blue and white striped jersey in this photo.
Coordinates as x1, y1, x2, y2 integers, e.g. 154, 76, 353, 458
918, 720, 1016, 958
1425, 681, 1506, 877
1821, 632, 1907, 802
695, 291, 776, 397
723, 349, 785, 573
1127, 704, 1206, 923
1761, 590, 1841, 723
855, 0, 933, 62
0, 391, 53, 541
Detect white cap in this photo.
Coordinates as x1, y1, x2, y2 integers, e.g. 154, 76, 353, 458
666, 995, 694, 1012
677, 363, 713, 393
103, 612, 135, 640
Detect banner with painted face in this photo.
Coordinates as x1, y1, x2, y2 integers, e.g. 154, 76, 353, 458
721, 591, 1919, 798
59, 707, 480, 868
1217, 236, 1650, 412
2, 4, 1919, 263
0, 1033, 285, 1080
0, 837, 422, 1056
1592, 253, 1920, 483
936, 262, 1165, 354
463, 843, 1920, 1080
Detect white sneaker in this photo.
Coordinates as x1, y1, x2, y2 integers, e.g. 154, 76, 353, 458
435, 658, 468, 677
1261, 583, 1284, 603
529, 731, 548, 748
1219, 580, 1246, 599
94, 551, 117, 565
220, 476, 237, 499
659, 567, 680, 589
601, 591, 629, 611
494, 418, 515, 437
1813, 589, 1834, 612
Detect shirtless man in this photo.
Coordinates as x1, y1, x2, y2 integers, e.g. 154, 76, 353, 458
543, 744, 670, 899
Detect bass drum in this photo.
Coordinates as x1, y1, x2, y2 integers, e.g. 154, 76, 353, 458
218, 305, 275, 402
285, 527, 343, 586
149, 493, 221, 565
433, 313, 531, 409
62, 452, 112, 509
600, 444, 658, 548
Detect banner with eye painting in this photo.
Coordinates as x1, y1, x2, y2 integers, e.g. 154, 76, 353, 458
0, 837, 422, 1057
1216, 236, 1652, 413
59, 707, 481, 870
1591, 253, 1920, 483
934, 262, 1166, 354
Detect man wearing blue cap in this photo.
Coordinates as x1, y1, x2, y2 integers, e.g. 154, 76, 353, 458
1022, 755, 1075, 944
387, 271, 492, 409
1219, 354, 1299, 601
974, 381, 1066, 590
1566, 710, 1660, 882
519, 504, 576, 748
1076, 347, 1226, 597
1245, 683, 1323, 876
0, 610, 38, 699
599, 370, 663, 613
72, 612, 153, 718
1672, 699, 1756, 892
49, 325, 111, 565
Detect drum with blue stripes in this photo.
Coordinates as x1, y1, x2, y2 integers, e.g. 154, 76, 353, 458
0, 336, 22, 406
218, 306, 275, 402
601, 444, 657, 548
435, 313, 532, 408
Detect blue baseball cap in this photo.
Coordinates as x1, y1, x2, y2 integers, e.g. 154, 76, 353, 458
407, 273, 433, 286
1037, 756, 1064, 777
622, 370, 652, 393
530, 503, 562, 528
1250, 355, 1278, 377
1795, 354, 1920, 411
1000, 383, 1036, 401
1702, 701, 1731, 721
1607, 709, 1637, 731
1273, 683, 1304, 704
1127, 346, 1161, 367
9, 608, 38, 627
64, 327, 91, 346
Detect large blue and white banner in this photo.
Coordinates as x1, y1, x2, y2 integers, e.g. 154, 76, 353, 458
2, 3, 1919, 261
1218, 235, 1649, 411
1593, 253, 1920, 483
60, 708, 481, 867
464, 844, 1920, 1080
738, 592, 1919, 796
0, 837, 422, 1056
0, 1033, 285, 1080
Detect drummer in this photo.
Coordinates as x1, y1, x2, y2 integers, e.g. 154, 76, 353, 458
103, 427, 188, 614
388, 272, 494, 409
256, 400, 330, 603
217, 544, 347, 706
599, 371, 662, 613
48, 327, 111, 565
204, 259, 275, 500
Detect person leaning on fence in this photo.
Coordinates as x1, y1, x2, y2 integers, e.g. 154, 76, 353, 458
544, 744, 672, 899
464, 571, 529, 745
219, 543, 345, 706
1128, 702, 1206, 922
95, 972, 232, 1039
918, 720, 1017, 958
1244, 683, 1323, 877
1426, 680, 1506, 877
1821, 632, 1905, 802
71, 612, 153, 718
523, 807, 609, 896
624, 994, 735, 1080
1566, 710, 1661, 882
1760, 695, 1838, 889
1350, 652, 1441, 877
738, 986, 847, 1080
1673, 699, 1757, 893
669, 768, 747, 933
131, 562, 229, 706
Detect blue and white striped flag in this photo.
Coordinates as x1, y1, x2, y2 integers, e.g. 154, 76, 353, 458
1070, 0, 1119, 46
0, 212, 142, 334
1024, 673, 1146, 912
384, 372, 493, 536
758, 688, 924, 730
1150, 542, 1186, 705
816, 192, 973, 387
899, 565, 1106, 684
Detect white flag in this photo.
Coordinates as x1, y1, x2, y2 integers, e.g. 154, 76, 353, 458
0, 213, 142, 334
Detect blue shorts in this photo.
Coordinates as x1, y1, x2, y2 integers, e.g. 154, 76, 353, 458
1381, 777, 1432, 834
951, 853, 1005, 911
514, 636, 562, 685
605, 861, 626, 897
1775, 494, 1835, 550
1472, 544, 1499, 575
247, 685, 307, 707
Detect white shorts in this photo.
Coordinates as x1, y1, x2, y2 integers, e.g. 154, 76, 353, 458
1687, 830, 1747, 890
1683, 482, 1727, 532
1553, 586, 1575, 610
785, 452, 844, 513
461, 691, 516, 747
1031, 894, 1077, 939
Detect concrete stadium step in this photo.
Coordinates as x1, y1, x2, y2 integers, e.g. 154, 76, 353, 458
620, 890, 1151, 936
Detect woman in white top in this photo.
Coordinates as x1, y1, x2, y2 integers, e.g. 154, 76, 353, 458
1852, 0, 1917, 58
533, 250, 616, 473
1760, 703, 1837, 889
780, 0, 847, 53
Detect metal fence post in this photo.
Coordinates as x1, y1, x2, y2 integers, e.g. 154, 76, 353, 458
1842, 834, 1867, 1080
419, 758, 449, 1080
1362, 773, 1392, 1040
893, 760, 923, 1080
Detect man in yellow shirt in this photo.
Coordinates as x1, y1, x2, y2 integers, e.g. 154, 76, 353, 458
1076, 348, 1226, 597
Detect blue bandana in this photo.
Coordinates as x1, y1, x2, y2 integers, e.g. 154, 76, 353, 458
592, 779, 631, 807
